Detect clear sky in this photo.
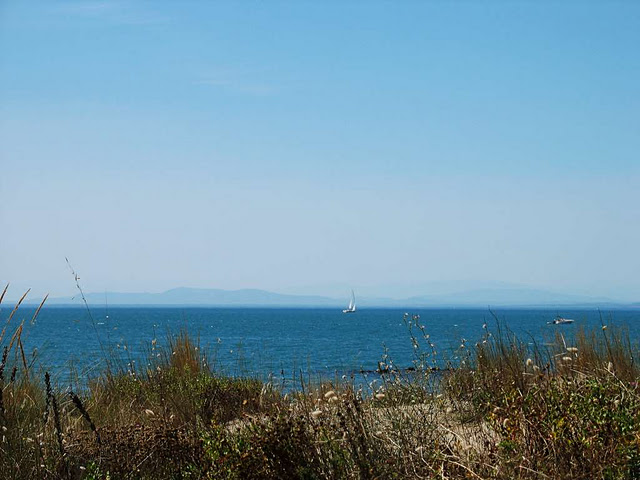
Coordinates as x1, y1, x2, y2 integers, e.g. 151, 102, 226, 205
1, 1, 639, 301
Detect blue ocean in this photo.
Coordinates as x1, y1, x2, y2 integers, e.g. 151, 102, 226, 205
5, 306, 639, 384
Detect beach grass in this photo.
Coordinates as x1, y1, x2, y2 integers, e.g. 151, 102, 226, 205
1, 290, 639, 479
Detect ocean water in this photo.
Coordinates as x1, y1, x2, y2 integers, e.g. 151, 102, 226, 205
3, 306, 639, 384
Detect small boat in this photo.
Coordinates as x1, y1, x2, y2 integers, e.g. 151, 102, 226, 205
549, 315, 575, 325
343, 290, 356, 314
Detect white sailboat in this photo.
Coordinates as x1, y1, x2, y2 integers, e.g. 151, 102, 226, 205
343, 290, 356, 313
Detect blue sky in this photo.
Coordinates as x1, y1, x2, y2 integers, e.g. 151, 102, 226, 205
1, 1, 639, 301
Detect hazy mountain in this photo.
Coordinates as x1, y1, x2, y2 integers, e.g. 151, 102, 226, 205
406, 288, 616, 307
44, 287, 340, 307
281, 280, 536, 299
36, 286, 628, 308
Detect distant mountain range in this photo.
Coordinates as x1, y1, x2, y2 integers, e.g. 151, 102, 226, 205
43, 288, 337, 307
406, 288, 616, 307
35, 286, 635, 308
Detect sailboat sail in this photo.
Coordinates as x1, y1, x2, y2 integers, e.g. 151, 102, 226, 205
343, 290, 356, 313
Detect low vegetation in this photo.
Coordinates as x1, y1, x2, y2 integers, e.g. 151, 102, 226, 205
1, 289, 639, 479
